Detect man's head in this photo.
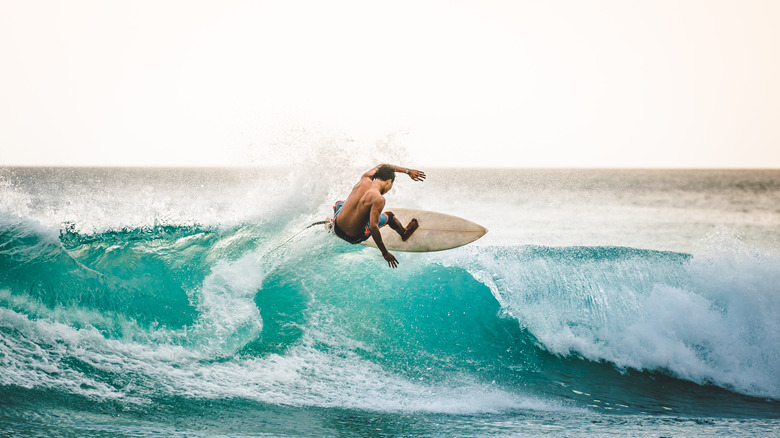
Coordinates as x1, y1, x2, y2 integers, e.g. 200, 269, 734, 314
374, 165, 396, 182
373, 164, 395, 194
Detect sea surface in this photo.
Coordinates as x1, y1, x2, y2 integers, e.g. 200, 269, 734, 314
1, 167, 779, 437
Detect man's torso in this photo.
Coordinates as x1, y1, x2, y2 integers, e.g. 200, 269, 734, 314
335, 178, 383, 237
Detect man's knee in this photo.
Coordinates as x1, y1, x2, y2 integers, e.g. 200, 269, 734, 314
385, 211, 395, 221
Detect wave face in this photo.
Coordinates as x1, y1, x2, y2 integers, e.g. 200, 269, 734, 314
1, 167, 779, 435
2, 218, 779, 408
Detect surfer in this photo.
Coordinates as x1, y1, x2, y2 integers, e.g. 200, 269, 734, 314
332, 164, 426, 268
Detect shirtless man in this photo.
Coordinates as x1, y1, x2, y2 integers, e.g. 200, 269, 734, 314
332, 164, 426, 268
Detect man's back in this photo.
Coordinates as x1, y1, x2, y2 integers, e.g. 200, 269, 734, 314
335, 176, 384, 237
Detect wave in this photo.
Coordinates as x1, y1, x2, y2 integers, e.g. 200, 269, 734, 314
1, 213, 779, 416
457, 235, 780, 400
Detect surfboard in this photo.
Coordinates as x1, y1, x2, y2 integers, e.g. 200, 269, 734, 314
360, 208, 487, 252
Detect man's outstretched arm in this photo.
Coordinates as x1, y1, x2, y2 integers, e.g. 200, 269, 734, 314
362, 164, 426, 181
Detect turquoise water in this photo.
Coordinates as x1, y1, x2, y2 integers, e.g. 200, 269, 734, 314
1, 167, 779, 436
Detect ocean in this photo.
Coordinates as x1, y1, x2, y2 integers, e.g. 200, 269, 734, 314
1, 166, 778, 437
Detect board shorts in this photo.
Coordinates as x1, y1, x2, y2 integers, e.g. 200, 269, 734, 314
331, 200, 388, 244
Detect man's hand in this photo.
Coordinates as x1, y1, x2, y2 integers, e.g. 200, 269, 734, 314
407, 169, 426, 182
383, 251, 399, 269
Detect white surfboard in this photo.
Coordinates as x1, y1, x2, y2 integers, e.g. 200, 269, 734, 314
360, 208, 487, 252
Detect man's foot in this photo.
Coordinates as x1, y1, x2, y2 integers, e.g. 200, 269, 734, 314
402, 218, 419, 241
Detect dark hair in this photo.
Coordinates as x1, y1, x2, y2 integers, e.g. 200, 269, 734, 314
374, 165, 396, 182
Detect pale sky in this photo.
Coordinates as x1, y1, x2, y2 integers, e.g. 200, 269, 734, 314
1, 0, 779, 168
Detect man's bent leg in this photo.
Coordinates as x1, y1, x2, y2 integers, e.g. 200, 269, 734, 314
384, 211, 419, 242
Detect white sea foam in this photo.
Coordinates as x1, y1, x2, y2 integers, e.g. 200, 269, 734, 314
184, 253, 265, 355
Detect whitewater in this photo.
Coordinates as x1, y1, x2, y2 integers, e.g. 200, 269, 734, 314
1, 165, 779, 437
